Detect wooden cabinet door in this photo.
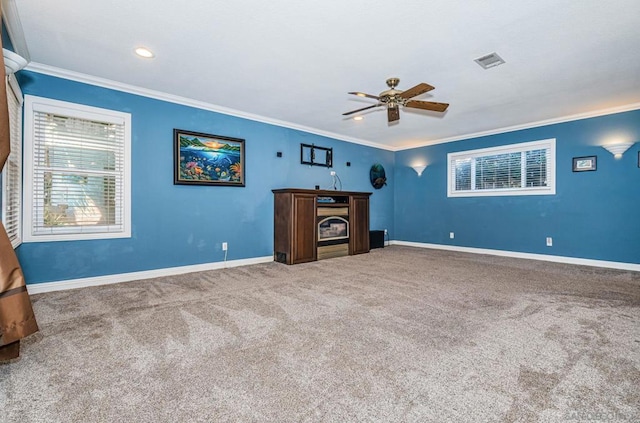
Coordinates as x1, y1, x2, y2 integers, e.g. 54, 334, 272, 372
273, 193, 292, 263
292, 194, 317, 263
350, 195, 370, 255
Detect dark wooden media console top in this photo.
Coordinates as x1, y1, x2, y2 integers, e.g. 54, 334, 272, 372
272, 188, 371, 265
272, 188, 372, 196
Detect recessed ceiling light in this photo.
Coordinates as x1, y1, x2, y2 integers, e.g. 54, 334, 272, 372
135, 47, 155, 58
353, 116, 364, 121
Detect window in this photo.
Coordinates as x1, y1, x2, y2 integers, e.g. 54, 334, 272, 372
1, 76, 23, 248
23, 96, 131, 242
447, 139, 555, 197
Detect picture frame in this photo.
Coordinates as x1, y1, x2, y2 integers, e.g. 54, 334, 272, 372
174, 129, 245, 187
572, 156, 597, 172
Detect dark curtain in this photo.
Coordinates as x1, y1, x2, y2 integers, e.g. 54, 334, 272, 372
0, 10, 39, 362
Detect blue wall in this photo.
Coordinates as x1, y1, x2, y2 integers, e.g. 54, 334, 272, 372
9, 67, 640, 285
394, 110, 640, 264
1, 19, 14, 52
16, 72, 395, 284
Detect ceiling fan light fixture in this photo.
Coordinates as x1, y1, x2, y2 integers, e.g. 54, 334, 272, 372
134, 47, 155, 59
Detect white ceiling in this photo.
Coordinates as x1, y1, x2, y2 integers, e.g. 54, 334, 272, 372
5, 0, 640, 150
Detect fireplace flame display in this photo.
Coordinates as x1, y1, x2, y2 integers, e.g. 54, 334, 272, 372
318, 217, 349, 241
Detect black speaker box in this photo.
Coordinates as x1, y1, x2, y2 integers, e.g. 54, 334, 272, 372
370, 230, 384, 249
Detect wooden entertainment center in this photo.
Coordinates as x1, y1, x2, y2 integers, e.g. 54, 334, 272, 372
272, 188, 371, 264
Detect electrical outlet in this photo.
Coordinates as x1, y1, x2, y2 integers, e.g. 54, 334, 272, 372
222, 242, 228, 251
546, 237, 552, 247
384, 229, 388, 235
330, 171, 336, 176
450, 232, 455, 239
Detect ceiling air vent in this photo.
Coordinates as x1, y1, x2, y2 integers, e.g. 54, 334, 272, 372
474, 52, 505, 69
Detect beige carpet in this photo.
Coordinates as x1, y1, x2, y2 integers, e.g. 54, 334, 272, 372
1, 246, 639, 422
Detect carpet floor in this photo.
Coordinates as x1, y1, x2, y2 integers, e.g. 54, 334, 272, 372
1, 246, 639, 422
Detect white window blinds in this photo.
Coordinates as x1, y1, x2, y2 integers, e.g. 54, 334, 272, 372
447, 139, 555, 197
1, 76, 23, 248
24, 96, 131, 242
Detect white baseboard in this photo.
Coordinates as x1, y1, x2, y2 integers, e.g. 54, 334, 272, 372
390, 241, 640, 272
27, 256, 274, 295
27, 243, 638, 295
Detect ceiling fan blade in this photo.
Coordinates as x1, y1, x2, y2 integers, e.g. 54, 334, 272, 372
398, 83, 435, 100
388, 106, 400, 122
348, 91, 380, 100
342, 104, 382, 116
405, 100, 449, 112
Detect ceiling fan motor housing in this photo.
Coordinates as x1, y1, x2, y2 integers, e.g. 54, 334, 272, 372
378, 78, 405, 105
380, 91, 404, 106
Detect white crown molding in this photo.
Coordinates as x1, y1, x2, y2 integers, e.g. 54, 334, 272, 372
390, 240, 640, 272
26, 256, 274, 295
13, 62, 639, 153
394, 102, 640, 151
1, 0, 30, 61
23, 62, 395, 152
19, 64, 640, 153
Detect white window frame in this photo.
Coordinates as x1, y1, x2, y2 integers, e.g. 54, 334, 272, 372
447, 138, 556, 197
1, 75, 23, 248
23, 95, 131, 242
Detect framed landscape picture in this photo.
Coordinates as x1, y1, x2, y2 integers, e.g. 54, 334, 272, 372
174, 129, 245, 186
572, 156, 596, 172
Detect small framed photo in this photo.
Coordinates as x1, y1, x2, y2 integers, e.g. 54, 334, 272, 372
174, 129, 245, 187
572, 156, 597, 172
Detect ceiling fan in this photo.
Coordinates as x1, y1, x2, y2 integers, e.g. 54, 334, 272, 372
343, 78, 449, 123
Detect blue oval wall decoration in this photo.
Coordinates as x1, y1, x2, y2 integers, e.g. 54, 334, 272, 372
370, 163, 387, 189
